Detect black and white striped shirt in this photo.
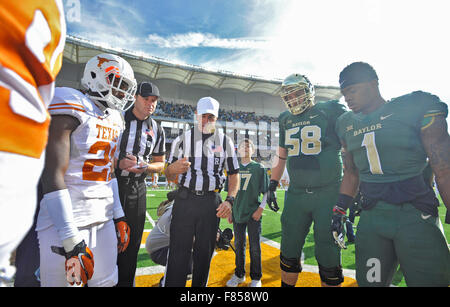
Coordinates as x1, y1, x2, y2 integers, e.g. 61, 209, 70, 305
168, 127, 239, 191
116, 109, 166, 181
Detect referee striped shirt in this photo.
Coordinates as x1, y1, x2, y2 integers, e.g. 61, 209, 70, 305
116, 108, 165, 181
168, 127, 239, 191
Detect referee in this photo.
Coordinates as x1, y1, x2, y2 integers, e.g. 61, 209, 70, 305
115, 81, 166, 287
163, 97, 240, 287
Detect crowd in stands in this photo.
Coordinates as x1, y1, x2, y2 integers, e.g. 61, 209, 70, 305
154, 99, 195, 120
154, 98, 278, 123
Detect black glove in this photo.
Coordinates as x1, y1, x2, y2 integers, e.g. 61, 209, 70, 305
331, 205, 348, 249
353, 192, 363, 216
267, 180, 279, 212
445, 209, 450, 224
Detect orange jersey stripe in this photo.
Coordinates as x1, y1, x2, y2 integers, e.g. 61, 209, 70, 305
0, 0, 65, 158
48, 106, 87, 113
49, 102, 85, 109
0, 0, 65, 88
0, 87, 50, 158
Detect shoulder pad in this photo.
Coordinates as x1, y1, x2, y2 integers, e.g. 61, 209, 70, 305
389, 91, 448, 119
390, 91, 441, 105
278, 110, 291, 122
335, 111, 354, 138
318, 99, 347, 112
48, 87, 96, 122
320, 99, 340, 105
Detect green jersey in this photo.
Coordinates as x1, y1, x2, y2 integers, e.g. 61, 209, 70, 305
230, 161, 269, 223
279, 100, 347, 189
336, 91, 448, 183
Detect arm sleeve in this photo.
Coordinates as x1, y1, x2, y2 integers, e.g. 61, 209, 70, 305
40, 189, 81, 247
259, 192, 268, 209
418, 92, 448, 129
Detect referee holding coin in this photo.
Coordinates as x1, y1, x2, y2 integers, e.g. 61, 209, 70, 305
115, 81, 166, 287
163, 97, 240, 287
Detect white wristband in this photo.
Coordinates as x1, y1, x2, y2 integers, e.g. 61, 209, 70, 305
259, 192, 268, 209
111, 178, 125, 220
41, 189, 81, 251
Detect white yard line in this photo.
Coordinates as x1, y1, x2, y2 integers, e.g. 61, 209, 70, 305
145, 211, 155, 228
136, 265, 165, 276
141, 198, 356, 281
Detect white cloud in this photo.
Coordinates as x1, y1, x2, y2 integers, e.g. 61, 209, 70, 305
199, 0, 450, 103
71, 0, 450, 112
186, 0, 450, 130
95, 0, 145, 24
146, 32, 269, 49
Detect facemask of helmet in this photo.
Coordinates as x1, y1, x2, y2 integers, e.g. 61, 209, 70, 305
280, 74, 315, 115
81, 53, 137, 111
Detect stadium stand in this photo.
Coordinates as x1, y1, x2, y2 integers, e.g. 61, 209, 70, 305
57, 35, 342, 166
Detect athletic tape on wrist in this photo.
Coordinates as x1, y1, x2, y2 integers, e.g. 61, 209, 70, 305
41, 189, 79, 244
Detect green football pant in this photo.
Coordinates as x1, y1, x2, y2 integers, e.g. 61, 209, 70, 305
355, 201, 450, 287
280, 182, 341, 268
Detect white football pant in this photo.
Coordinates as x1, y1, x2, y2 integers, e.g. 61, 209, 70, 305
38, 219, 118, 287
0, 151, 44, 286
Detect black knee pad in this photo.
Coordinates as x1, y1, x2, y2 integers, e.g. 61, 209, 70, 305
280, 254, 302, 273
318, 264, 344, 286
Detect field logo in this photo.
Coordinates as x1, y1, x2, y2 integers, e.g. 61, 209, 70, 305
366, 258, 381, 283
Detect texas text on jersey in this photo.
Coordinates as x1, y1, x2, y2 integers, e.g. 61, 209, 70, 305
37, 87, 124, 229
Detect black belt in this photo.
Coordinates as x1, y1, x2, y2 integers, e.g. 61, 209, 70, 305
180, 186, 220, 196
117, 176, 146, 185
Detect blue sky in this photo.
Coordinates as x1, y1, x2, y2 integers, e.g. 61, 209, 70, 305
65, 0, 450, 110
66, 0, 268, 71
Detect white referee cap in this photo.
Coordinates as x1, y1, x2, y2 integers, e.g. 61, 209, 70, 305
197, 97, 219, 117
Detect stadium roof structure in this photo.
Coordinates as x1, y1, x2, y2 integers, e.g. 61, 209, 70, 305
63, 36, 341, 101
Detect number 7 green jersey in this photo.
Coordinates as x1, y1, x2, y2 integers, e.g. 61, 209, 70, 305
335, 91, 448, 183
226, 161, 269, 223
279, 100, 347, 189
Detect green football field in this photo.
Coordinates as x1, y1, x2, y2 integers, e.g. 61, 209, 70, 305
139, 188, 450, 287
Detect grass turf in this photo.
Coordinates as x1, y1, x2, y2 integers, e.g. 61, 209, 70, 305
140, 188, 449, 287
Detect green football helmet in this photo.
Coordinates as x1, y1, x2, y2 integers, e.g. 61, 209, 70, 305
280, 74, 315, 115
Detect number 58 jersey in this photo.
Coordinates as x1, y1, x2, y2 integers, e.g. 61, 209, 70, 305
279, 100, 347, 189
46, 87, 124, 227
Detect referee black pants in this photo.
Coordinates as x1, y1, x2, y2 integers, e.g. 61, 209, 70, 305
164, 190, 221, 287
116, 178, 147, 287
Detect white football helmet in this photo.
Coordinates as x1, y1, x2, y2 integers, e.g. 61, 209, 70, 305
81, 53, 137, 111
280, 74, 315, 115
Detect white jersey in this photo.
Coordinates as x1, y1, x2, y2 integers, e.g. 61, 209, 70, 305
37, 87, 124, 228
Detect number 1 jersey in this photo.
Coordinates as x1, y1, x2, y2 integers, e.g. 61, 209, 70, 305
335, 91, 448, 183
